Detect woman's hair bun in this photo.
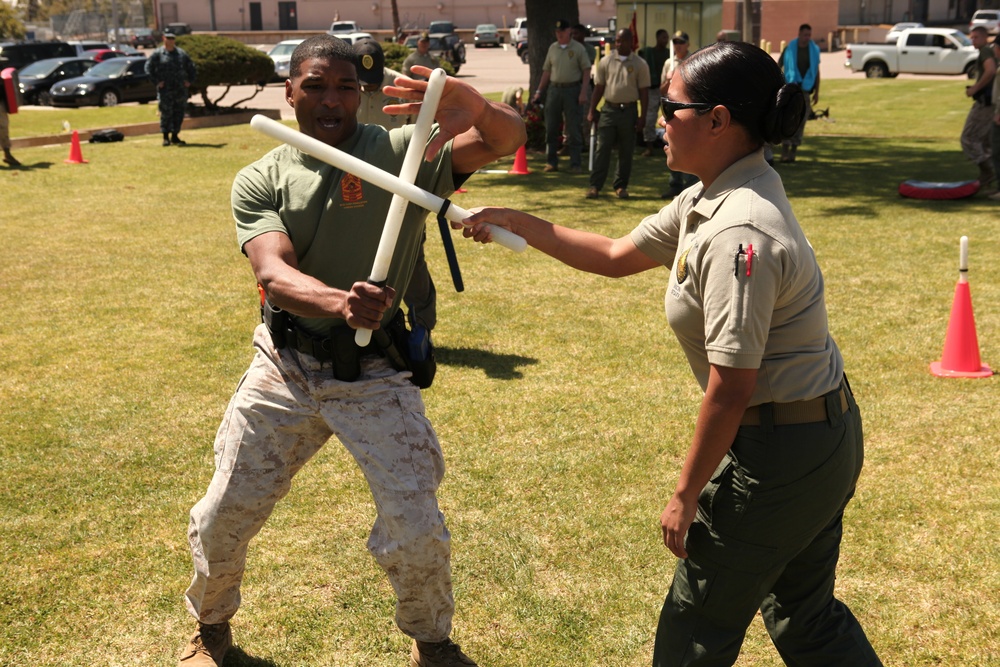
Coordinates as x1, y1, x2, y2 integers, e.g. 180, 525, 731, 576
761, 83, 807, 145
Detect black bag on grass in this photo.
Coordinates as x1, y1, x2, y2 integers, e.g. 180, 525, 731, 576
89, 129, 124, 143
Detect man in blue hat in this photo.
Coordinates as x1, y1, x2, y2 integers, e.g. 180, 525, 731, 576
145, 30, 197, 146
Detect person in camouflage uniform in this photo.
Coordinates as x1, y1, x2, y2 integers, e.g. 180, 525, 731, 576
145, 31, 196, 146
175, 35, 525, 667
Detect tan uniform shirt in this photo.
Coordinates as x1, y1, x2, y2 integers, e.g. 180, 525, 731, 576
402, 51, 439, 79
357, 67, 410, 130
661, 54, 685, 88
542, 40, 591, 84
595, 52, 650, 104
630, 150, 844, 405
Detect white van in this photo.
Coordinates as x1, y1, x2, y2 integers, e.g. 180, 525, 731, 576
509, 18, 527, 43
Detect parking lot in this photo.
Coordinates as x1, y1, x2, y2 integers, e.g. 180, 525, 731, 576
224, 40, 964, 121
230, 42, 532, 119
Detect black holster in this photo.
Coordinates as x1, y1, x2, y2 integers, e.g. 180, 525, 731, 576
261, 300, 435, 388
375, 310, 437, 389
261, 299, 288, 350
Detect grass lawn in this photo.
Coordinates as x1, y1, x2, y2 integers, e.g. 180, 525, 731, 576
1, 78, 998, 666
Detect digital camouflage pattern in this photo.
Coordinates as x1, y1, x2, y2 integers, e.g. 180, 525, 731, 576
145, 45, 196, 135
184, 324, 455, 641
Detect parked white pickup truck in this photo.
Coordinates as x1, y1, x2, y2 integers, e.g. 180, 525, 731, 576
844, 28, 979, 78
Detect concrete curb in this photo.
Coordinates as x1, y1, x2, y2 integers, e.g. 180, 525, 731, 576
10, 107, 282, 149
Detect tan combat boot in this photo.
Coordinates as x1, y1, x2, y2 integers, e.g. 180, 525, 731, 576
410, 638, 477, 667
178, 622, 232, 667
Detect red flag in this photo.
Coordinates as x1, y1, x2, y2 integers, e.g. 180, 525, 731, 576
630, 11, 639, 51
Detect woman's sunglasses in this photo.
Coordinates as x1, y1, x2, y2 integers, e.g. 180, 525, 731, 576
660, 98, 715, 121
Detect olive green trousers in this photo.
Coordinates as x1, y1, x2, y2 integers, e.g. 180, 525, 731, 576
653, 384, 883, 667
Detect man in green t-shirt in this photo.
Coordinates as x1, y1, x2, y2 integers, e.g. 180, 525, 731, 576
640, 28, 671, 156
175, 34, 525, 667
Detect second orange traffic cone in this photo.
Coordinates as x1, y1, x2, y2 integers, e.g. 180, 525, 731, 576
930, 236, 992, 378
64, 131, 88, 164
508, 144, 530, 175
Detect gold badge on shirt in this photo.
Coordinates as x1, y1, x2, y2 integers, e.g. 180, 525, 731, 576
676, 247, 691, 284
627, 65, 634, 73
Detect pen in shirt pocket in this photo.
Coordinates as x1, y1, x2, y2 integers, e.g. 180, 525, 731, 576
746, 243, 753, 276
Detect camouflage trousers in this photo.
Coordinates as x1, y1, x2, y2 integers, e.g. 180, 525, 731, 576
184, 324, 454, 642
960, 101, 994, 165
158, 89, 188, 134
0, 101, 10, 150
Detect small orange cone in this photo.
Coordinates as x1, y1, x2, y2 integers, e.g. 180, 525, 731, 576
508, 144, 530, 175
930, 236, 992, 378
64, 130, 88, 164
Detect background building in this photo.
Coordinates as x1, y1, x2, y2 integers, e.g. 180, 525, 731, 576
154, 0, 617, 34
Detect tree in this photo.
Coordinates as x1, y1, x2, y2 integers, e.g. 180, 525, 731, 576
175, 34, 276, 110
524, 0, 581, 95
390, 0, 401, 42
742, 0, 753, 43
0, 2, 27, 40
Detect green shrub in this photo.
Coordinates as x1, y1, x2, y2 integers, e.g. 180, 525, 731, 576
383, 42, 410, 73
383, 42, 455, 77
176, 34, 275, 103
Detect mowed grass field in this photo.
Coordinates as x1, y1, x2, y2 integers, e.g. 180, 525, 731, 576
1, 78, 998, 666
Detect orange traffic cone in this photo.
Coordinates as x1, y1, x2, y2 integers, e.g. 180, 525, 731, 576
930, 236, 992, 378
64, 131, 88, 164
508, 144, 530, 175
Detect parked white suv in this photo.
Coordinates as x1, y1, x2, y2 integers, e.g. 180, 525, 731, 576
509, 17, 527, 43
328, 21, 361, 35
969, 10, 999, 34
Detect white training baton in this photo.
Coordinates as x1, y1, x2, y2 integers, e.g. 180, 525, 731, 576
355, 68, 446, 346
249, 115, 528, 255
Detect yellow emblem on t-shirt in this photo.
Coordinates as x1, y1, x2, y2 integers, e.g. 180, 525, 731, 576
362, 54, 374, 70
676, 247, 690, 284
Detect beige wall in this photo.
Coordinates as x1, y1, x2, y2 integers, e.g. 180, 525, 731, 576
762, 0, 839, 50
158, 0, 618, 33
720, 0, 839, 51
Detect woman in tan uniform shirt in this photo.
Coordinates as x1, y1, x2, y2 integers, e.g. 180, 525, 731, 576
463, 41, 883, 667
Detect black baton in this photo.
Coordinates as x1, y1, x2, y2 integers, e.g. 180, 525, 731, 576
436, 198, 464, 293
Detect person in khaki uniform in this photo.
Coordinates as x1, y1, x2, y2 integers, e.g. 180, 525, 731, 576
176, 35, 525, 667
660, 31, 698, 198
0, 93, 19, 167
402, 32, 439, 81
461, 41, 883, 667
586, 28, 650, 199
354, 38, 438, 345
531, 18, 592, 173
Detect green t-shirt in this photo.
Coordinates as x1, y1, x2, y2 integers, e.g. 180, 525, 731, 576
232, 123, 455, 336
